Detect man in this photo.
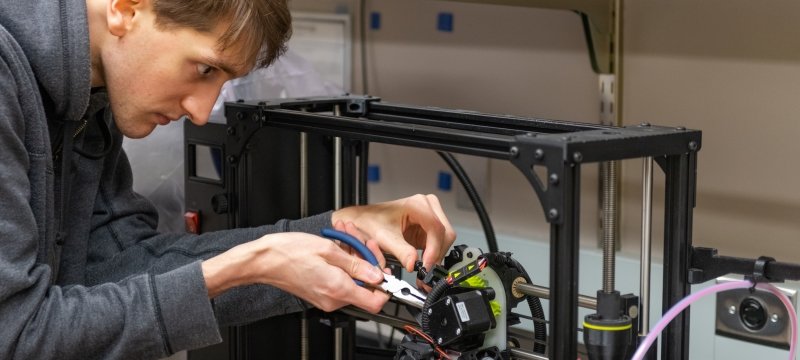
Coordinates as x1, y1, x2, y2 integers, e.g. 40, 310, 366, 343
0, 0, 456, 358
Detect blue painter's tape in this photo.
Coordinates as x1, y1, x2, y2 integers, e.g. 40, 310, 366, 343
370, 12, 381, 30
367, 165, 381, 183
438, 171, 452, 191
437, 12, 453, 32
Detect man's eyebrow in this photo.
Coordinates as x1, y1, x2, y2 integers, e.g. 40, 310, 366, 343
201, 56, 243, 77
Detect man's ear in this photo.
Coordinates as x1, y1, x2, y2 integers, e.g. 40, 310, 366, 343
106, 0, 147, 37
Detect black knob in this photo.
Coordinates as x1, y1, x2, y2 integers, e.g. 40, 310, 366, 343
740, 297, 767, 331
211, 194, 229, 214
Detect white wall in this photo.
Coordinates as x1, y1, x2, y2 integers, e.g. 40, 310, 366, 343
622, 0, 800, 263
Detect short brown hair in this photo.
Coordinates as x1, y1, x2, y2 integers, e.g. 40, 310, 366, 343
152, 0, 292, 70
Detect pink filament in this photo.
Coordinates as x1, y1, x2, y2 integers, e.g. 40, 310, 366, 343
631, 280, 797, 360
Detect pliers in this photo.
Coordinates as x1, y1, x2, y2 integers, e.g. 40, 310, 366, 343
322, 228, 427, 309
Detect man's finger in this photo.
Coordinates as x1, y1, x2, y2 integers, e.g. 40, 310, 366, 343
375, 227, 418, 271
339, 221, 389, 270
365, 238, 386, 269
342, 221, 369, 243
338, 222, 385, 267
402, 195, 449, 270
333, 220, 346, 232
326, 246, 384, 285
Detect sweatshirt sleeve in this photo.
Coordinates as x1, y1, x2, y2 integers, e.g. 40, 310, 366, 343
0, 39, 218, 358
84, 127, 330, 327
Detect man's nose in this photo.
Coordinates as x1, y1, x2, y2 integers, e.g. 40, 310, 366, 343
181, 88, 222, 126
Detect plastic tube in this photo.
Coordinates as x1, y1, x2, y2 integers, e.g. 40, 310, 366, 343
631, 280, 797, 360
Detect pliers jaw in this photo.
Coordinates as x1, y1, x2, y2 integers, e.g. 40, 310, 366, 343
320, 229, 428, 309
380, 274, 426, 309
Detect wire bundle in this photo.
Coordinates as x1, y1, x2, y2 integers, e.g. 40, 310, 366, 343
403, 325, 450, 359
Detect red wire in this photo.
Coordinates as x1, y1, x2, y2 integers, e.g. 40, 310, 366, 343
402, 325, 450, 359
478, 258, 487, 270
403, 325, 432, 343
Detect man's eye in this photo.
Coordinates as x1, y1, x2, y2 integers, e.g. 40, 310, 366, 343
197, 64, 214, 76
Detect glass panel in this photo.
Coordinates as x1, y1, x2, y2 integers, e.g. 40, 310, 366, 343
194, 145, 222, 181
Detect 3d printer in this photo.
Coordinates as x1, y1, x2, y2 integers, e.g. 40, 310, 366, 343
184, 95, 798, 360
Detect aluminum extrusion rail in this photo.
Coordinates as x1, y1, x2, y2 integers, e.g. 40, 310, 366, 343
226, 97, 701, 164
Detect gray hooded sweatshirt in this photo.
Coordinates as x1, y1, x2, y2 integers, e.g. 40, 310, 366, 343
0, 0, 328, 358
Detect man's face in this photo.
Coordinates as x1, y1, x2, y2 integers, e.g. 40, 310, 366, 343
100, 6, 247, 139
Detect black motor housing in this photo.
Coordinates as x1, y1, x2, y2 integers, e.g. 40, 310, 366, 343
427, 289, 497, 351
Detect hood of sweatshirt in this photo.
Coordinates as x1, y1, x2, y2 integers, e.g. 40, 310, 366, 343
0, 0, 91, 123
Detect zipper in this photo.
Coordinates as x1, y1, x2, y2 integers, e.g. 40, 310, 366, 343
53, 118, 89, 163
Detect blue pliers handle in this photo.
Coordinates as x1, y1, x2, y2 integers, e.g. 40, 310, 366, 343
321, 228, 426, 308
322, 227, 379, 265
321, 228, 379, 287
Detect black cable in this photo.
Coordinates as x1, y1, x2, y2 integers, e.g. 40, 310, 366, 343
420, 279, 451, 334
508, 256, 547, 355
437, 151, 498, 253
509, 312, 548, 325
526, 287, 547, 354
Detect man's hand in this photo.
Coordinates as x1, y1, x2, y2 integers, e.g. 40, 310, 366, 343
202, 232, 390, 313
331, 194, 457, 272
200, 194, 455, 313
